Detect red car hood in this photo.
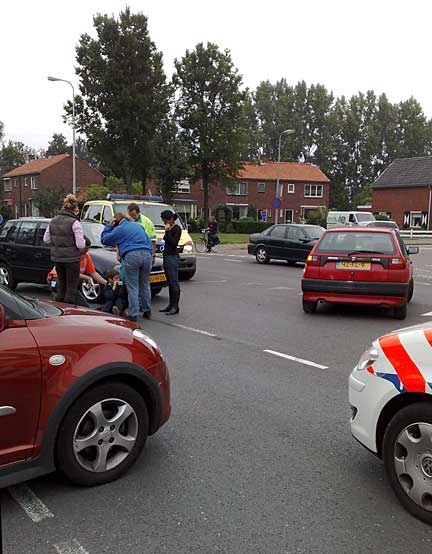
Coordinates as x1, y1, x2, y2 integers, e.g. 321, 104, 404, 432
46, 301, 138, 330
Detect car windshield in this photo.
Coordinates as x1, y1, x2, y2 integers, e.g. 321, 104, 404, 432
81, 221, 104, 247
113, 203, 184, 230
317, 231, 396, 254
356, 213, 375, 222
304, 226, 324, 239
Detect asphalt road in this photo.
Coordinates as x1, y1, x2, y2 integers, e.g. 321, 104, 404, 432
4, 248, 432, 553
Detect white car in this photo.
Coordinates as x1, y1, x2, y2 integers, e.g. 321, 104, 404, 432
350, 321, 432, 524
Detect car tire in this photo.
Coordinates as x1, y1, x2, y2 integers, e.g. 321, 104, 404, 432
56, 382, 149, 486
81, 279, 103, 303
408, 279, 414, 303
302, 297, 317, 314
393, 302, 407, 320
255, 246, 270, 264
383, 403, 432, 525
180, 269, 196, 280
151, 287, 162, 297
286, 260, 297, 266
0, 262, 17, 290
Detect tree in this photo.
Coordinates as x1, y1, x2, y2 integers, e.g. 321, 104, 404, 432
0, 120, 4, 144
33, 186, 64, 217
173, 42, 249, 225
0, 140, 34, 172
65, 8, 170, 192
83, 185, 110, 202
47, 133, 69, 154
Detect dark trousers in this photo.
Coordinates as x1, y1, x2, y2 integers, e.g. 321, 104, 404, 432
163, 255, 180, 291
55, 261, 88, 307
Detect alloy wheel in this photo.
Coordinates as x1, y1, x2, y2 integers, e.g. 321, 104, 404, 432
393, 422, 432, 511
0, 266, 9, 287
256, 247, 267, 263
73, 398, 139, 473
82, 279, 100, 301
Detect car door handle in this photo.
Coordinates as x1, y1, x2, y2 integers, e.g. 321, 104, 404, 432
0, 406, 16, 417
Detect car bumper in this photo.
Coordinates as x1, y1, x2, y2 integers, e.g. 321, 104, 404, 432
302, 278, 408, 305
179, 254, 196, 274
150, 270, 168, 289
349, 368, 398, 454
247, 244, 255, 255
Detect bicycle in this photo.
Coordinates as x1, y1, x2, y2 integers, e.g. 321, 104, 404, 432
195, 228, 220, 253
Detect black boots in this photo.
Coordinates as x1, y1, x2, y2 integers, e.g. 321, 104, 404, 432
159, 287, 174, 312
166, 289, 180, 316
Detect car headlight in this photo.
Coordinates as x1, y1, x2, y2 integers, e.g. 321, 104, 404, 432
133, 329, 159, 351
183, 244, 193, 253
356, 346, 378, 371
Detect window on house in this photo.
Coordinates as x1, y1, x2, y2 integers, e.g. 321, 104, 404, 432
4, 179, 11, 192
304, 184, 323, 198
257, 182, 266, 193
176, 180, 190, 194
30, 176, 37, 190
228, 205, 248, 220
277, 183, 284, 196
410, 212, 422, 228
288, 183, 295, 194
24, 177, 28, 187
227, 182, 248, 196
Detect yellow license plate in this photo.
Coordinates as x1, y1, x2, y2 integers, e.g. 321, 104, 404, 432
150, 273, 166, 283
337, 261, 371, 270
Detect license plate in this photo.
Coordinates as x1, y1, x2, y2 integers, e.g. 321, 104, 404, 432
336, 261, 371, 270
50, 280, 57, 288
150, 273, 166, 283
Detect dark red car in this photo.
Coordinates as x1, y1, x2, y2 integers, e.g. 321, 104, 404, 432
0, 285, 170, 487
301, 228, 419, 319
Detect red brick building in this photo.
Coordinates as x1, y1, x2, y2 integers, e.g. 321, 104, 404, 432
2, 154, 104, 218
172, 161, 330, 223
372, 157, 432, 229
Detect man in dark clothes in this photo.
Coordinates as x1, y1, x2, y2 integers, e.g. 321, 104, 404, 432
159, 210, 182, 315
207, 215, 219, 252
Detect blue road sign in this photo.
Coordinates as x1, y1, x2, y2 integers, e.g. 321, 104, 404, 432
271, 197, 281, 209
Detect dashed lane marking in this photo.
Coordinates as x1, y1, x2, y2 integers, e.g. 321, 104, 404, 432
9, 484, 54, 523
54, 539, 90, 554
167, 323, 218, 338
193, 280, 228, 284
417, 282, 432, 286
245, 282, 264, 286
223, 258, 243, 262
264, 349, 328, 370
421, 311, 432, 316
269, 286, 294, 290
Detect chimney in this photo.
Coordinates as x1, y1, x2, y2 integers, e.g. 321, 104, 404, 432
259, 154, 269, 165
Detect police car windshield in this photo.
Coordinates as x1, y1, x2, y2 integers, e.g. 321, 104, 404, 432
317, 231, 396, 254
81, 221, 104, 247
113, 203, 184, 230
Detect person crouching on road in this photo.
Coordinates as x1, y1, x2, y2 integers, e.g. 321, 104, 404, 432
101, 213, 153, 322
43, 194, 87, 306
101, 268, 128, 316
159, 210, 181, 315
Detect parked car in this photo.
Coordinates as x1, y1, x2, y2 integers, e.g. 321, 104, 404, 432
0, 218, 167, 302
349, 321, 432, 524
81, 194, 196, 279
326, 211, 375, 228
0, 284, 170, 487
248, 224, 325, 265
363, 220, 399, 230
301, 228, 418, 319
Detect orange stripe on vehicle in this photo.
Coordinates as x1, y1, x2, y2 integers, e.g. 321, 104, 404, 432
379, 335, 426, 392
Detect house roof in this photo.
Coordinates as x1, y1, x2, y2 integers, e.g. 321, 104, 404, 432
239, 161, 329, 183
372, 157, 432, 189
2, 154, 70, 178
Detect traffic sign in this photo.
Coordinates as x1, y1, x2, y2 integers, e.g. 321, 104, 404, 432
271, 197, 281, 209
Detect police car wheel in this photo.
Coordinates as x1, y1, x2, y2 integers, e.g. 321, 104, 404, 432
383, 403, 432, 524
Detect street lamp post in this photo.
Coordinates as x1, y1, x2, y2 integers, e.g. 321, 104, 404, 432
47, 76, 76, 196
275, 129, 295, 224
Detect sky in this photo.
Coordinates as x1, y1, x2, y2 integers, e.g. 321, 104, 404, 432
1, 0, 431, 150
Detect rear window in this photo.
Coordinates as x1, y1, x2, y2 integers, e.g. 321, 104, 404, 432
304, 226, 324, 240
317, 231, 396, 254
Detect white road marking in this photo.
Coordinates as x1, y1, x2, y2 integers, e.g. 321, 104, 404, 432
268, 286, 294, 290
223, 258, 243, 262
421, 311, 432, 316
194, 280, 228, 284
54, 539, 89, 554
417, 282, 432, 286
245, 282, 264, 286
9, 484, 54, 523
225, 254, 248, 258
264, 349, 328, 370
169, 323, 217, 337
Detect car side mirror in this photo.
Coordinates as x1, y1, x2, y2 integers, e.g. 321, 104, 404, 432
408, 246, 419, 255
0, 305, 5, 332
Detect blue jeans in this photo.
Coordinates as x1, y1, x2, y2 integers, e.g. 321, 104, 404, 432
124, 249, 152, 317
163, 255, 180, 291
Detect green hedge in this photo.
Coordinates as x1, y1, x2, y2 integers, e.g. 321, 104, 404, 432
231, 220, 273, 234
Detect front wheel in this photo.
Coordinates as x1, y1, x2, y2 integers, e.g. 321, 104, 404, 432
151, 287, 162, 297
81, 279, 103, 303
255, 246, 270, 264
383, 403, 432, 525
0, 262, 17, 289
56, 382, 149, 486
195, 238, 207, 253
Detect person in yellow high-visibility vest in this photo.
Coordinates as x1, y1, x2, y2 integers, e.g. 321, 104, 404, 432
127, 203, 156, 265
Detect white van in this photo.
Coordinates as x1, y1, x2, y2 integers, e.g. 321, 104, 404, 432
326, 211, 375, 228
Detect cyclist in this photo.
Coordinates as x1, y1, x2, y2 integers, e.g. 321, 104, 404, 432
207, 215, 219, 252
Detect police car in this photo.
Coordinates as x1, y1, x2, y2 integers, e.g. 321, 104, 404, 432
350, 322, 432, 523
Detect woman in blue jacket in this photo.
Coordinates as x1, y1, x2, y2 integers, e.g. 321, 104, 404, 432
101, 213, 153, 322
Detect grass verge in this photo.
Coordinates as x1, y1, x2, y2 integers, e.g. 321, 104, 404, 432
191, 233, 249, 245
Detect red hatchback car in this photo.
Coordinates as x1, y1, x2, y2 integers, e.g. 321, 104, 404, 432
301, 228, 419, 319
0, 285, 170, 487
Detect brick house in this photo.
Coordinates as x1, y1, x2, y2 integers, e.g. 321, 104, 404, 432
1, 154, 104, 218
171, 161, 330, 223
372, 157, 432, 229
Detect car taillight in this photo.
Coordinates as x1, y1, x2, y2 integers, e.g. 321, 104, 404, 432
389, 258, 406, 269
306, 254, 320, 266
